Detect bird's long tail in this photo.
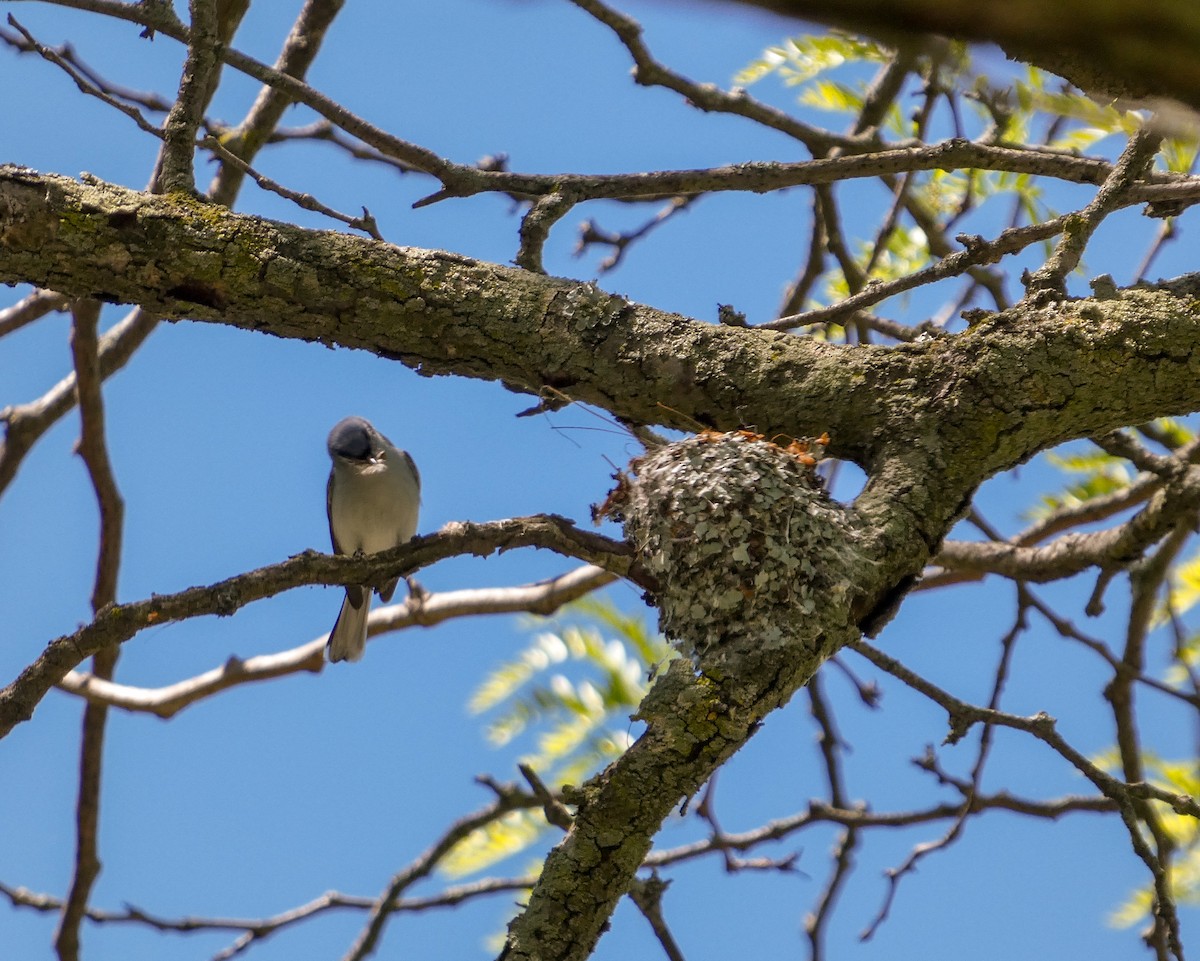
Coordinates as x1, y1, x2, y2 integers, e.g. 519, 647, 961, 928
326, 589, 370, 662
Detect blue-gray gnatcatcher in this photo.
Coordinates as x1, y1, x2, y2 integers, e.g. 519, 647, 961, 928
325, 416, 421, 663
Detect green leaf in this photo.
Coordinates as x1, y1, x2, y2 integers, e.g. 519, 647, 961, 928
798, 79, 865, 114
446, 600, 673, 875
441, 810, 548, 877
1026, 447, 1131, 520
735, 32, 888, 88
1107, 757, 1200, 926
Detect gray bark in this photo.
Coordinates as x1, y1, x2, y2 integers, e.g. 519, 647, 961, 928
4, 162, 1200, 959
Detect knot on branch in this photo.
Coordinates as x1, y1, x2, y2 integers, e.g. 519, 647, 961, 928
598, 431, 869, 686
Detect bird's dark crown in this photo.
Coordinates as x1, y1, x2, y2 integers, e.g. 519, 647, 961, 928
327, 416, 374, 461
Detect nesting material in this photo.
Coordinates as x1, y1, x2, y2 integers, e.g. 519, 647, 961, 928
596, 430, 866, 673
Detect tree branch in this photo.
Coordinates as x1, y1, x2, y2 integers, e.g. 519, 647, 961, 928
0, 288, 66, 338
0, 517, 642, 740
5, 167, 1200, 482
933, 465, 1200, 583
153, 0, 220, 193
1024, 126, 1165, 298
205, 0, 347, 205
56, 564, 614, 718
53, 299, 126, 961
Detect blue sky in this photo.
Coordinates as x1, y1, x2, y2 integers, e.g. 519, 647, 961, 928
2, 0, 1198, 959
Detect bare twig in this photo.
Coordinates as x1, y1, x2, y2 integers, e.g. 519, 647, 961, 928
849, 638, 1191, 959
861, 588, 1026, 941
628, 876, 688, 961
1108, 527, 1192, 959
0, 24, 173, 112
16, 2, 1200, 213
200, 135, 383, 239
575, 196, 695, 273
0, 308, 158, 497
517, 192, 577, 273
777, 193, 828, 317
1093, 429, 1179, 476
4, 15, 163, 139
804, 675, 857, 961
1022, 125, 1161, 296
2, 875, 537, 953
1024, 588, 1200, 709
54, 300, 126, 961
565, 0, 846, 156
519, 763, 574, 831
1024, 127, 1164, 298
645, 791, 1114, 870
932, 464, 1200, 584
341, 787, 539, 961
69, 301, 125, 611
764, 218, 1063, 331
206, 0, 347, 205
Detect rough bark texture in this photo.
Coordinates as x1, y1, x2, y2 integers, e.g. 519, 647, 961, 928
5, 163, 1200, 960
3, 165, 1199, 478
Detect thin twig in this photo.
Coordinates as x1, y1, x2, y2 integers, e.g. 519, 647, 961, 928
1109, 527, 1191, 959
764, 218, 1064, 331
200, 135, 383, 239
628, 876, 688, 961
849, 638, 1190, 960
0, 308, 158, 497
4, 15, 163, 139
341, 787, 539, 961
1024, 126, 1164, 298
2, 875, 537, 953
0, 517, 647, 741
644, 791, 1115, 870
206, 0, 348, 205
565, 0, 847, 156
804, 675, 857, 961
0, 24, 174, 111
54, 300, 125, 961
575, 196, 695, 272
861, 588, 1026, 941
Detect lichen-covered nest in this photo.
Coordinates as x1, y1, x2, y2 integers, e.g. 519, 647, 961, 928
597, 430, 868, 674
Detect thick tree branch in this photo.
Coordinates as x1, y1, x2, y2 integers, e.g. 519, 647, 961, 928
5, 168, 1200, 481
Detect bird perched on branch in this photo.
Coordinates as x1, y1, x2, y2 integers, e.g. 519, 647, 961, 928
324, 416, 421, 663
